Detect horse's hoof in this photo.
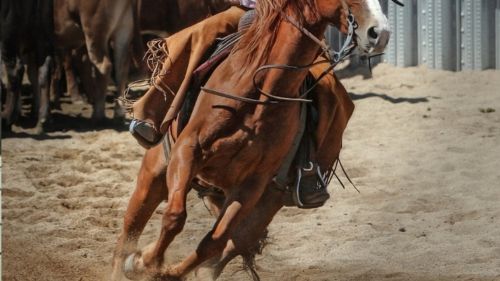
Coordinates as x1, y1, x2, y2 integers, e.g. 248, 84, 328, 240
123, 252, 146, 280
34, 119, 50, 134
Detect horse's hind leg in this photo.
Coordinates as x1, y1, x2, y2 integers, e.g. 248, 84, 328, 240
193, 195, 226, 280
195, 186, 285, 281
111, 145, 168, 281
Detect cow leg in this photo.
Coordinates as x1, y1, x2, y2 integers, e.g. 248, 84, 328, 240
1, 57, 23, 129
35, 56, 53, 133
91, 66, 108, 122
27, 55, 40, 121
74, 50, 107, 122
194, 186, 284, 281
112, 145, 168, 281
64, 50, 83, 103
50, 54, 63, 109
111, 7, 134, 120
79, 16, 112, 123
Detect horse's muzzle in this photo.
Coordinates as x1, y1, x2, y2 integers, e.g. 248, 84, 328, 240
367, 27, 391, 54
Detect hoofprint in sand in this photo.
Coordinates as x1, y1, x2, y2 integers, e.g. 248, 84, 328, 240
2, 64, 500, 281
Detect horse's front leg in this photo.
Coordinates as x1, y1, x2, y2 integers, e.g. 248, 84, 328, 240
112, 145, 168, 281
162, 175, 270, 280
124, 136, 201, 280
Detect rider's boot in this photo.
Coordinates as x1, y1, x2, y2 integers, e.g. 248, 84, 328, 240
291, 127, 331, 208
293, 162, 330, 209
129, 86, 170, 148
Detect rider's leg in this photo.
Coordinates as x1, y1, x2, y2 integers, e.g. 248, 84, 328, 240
309, 57, 354, 169
130, 6, 245, 148
294, 57, 354, 207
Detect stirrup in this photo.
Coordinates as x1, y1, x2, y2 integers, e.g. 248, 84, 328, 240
292, 162, 330, 209
129, 119, 163, 149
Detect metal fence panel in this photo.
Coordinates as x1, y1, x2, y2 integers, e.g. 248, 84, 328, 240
418, 0, 460, 70
324, 0, 499, 71
460, 0, 496, 70
496, 1, 500, 69
386, 0, 418, 67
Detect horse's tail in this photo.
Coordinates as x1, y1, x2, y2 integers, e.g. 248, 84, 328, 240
241, 229, 269, 281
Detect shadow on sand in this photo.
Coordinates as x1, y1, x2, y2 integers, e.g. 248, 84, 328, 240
349, 92, 430, 104
2, 88, 129, 139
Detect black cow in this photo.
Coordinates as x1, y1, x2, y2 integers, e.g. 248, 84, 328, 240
1, 0, 54, 132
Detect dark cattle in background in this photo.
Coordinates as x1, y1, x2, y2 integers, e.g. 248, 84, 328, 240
53, 0, 143, 122
50, 46, 95, 109
1, 0, 237, 133
54, 0, 233, 114
1, 0, 54, 132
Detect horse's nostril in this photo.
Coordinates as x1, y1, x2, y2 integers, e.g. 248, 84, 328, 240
368, 26, 379, 40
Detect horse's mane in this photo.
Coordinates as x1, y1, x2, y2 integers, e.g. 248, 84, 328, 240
233, 0, 320, 68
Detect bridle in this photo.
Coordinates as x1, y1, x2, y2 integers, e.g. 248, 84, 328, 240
202, 0, 404, 104
201, 4, 357, 104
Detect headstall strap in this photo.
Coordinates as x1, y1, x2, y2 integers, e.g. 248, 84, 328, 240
328, 9, 357, 64
279, 7, 357, 66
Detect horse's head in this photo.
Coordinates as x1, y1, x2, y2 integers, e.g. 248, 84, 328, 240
317, 0, 390, 55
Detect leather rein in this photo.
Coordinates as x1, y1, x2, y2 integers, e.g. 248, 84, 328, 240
200, 7, 358, 105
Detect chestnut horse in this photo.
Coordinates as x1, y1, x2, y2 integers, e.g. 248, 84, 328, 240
112, 0, 390, 280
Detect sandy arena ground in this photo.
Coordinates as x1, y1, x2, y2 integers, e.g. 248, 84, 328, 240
2, 64, 500, 281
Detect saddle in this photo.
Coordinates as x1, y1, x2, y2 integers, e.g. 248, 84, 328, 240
164, 32, 330, 209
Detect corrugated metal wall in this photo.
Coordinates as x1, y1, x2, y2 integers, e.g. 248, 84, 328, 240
496, 0, 500, 69
325, 0, 500, 71
417, 0, 459, 70
386, 0, 418, 67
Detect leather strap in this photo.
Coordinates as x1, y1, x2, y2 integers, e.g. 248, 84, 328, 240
273, 89, 308, 188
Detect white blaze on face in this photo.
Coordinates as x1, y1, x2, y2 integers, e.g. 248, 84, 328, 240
357, 0, 391, 55
366, 0, 389, 30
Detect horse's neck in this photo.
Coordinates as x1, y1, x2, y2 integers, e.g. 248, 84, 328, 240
257, 19, 326, 99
